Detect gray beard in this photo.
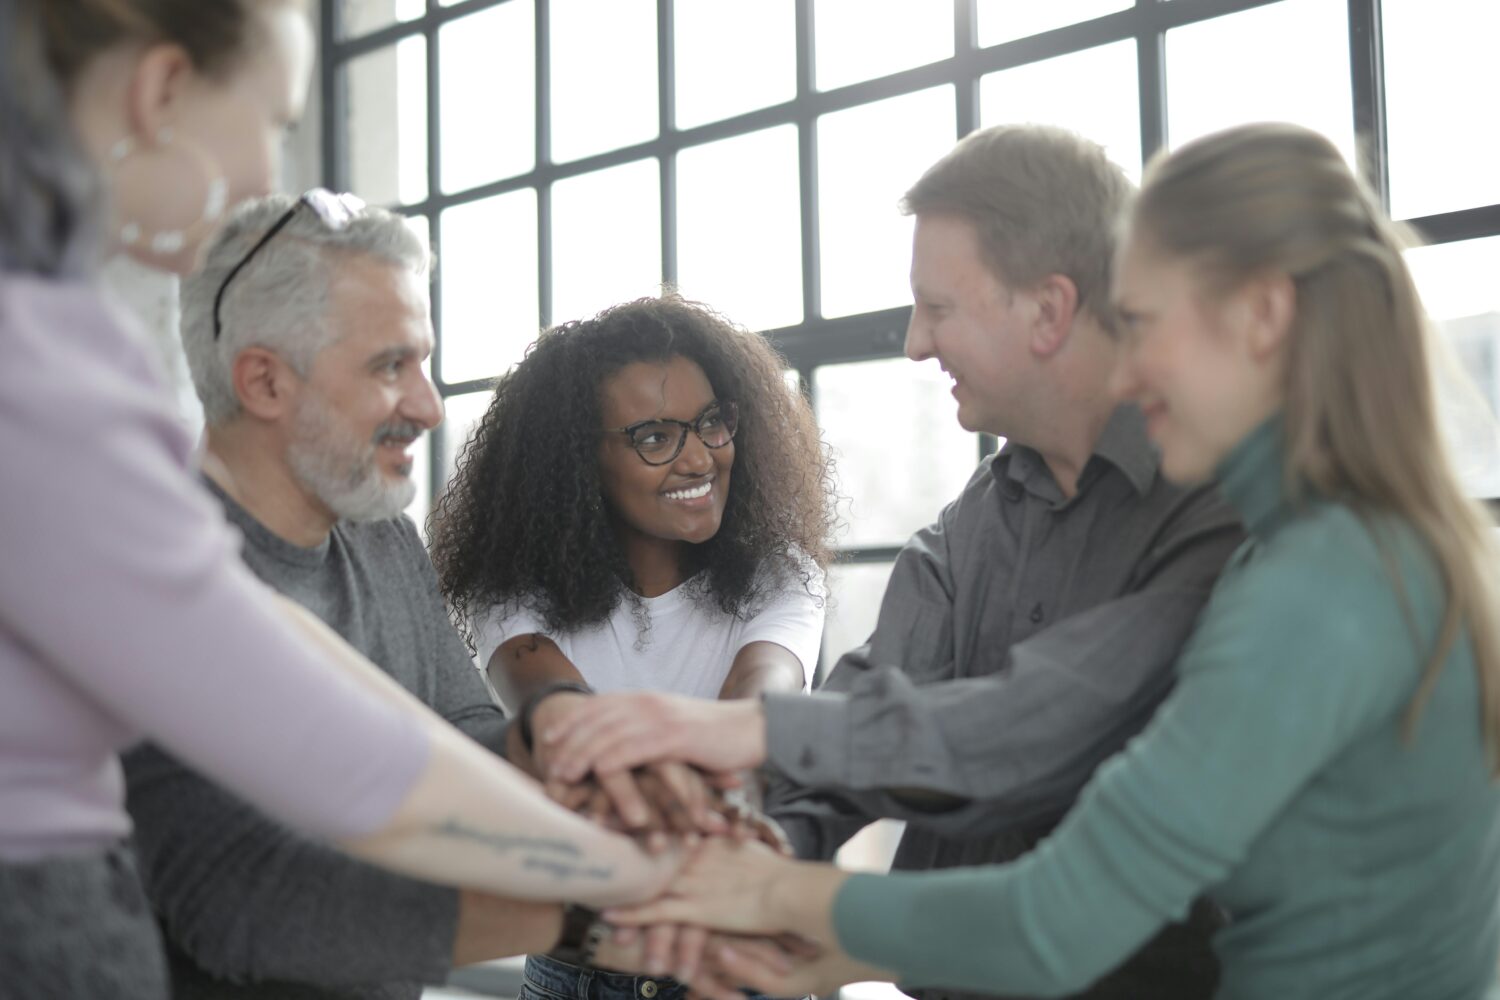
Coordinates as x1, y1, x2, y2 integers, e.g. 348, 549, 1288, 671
287, 394, 417, 523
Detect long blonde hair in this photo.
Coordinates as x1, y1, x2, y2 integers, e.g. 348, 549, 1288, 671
1131, 121, 1500, 768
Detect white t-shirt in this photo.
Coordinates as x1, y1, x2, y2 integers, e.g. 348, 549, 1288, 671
474, 566, 826, 698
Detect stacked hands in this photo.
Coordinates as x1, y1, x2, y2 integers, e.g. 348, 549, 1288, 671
526, 691, 893, 1000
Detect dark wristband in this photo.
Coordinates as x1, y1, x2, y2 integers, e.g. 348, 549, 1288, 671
551, 903, 608, 967
518, 681, 592, 752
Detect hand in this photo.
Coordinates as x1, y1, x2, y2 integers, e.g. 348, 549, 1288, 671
717, 790, 795, 856
548, 763, 733, 849
694, 934, 895, 1000
603, 837, 839, 939
534, 693, 728, 843
591, 921, 722, 987
527, 691, 592, 775
542, 692, 767, 782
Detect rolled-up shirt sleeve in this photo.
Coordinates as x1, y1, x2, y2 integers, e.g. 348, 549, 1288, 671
765, 484, 1243, 840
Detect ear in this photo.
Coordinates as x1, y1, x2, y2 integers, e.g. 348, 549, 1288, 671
1238, 272, 1297, 362
231, 346, 302, 421
123, 42, 196, 138
1028, 273, 1081, 359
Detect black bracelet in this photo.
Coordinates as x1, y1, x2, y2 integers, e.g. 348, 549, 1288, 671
551, 903, 608, 967
518, 681, 593, 753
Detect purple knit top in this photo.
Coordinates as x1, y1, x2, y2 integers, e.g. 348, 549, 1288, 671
0, 274, 429, 861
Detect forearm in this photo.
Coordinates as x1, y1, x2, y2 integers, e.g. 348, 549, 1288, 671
278, 599, 675, 905
453, 893, 565, 966
826, 799, 1195, 998
765, 860, 849, 944
344, 706, 676, 906
763, 585, 1218, 832
488, 633, 587, 713
719, 641, 806, 700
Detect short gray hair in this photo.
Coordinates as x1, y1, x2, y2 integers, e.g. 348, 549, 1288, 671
180, 194, 430, 426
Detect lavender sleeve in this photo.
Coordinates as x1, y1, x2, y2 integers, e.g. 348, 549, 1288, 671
0, 278, 427, 842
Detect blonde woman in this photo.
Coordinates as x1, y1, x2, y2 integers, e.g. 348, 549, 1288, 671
575, 123, 1500, 1000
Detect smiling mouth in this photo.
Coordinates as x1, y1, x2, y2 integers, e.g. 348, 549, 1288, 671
378, 434, 418, 452
664, 481, 713, 501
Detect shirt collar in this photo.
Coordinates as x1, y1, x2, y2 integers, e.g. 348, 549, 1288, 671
201, 474, 333, 567
1215, 414, 1289, 536
1091, 405, 1159, 496
996, 404, 1159, 501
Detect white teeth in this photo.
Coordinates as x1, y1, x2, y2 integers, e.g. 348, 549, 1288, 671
665, 481, 712, 500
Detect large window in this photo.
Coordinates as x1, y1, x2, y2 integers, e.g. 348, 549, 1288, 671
324, 0, 1500, 678
323, 4, 1500, 995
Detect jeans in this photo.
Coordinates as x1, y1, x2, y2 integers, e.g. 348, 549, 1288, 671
522, 953, 791, 1000
521, 953, 688, 1000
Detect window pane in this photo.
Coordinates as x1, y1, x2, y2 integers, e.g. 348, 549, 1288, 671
818, 558, 908, 904
816, 357, 979, 547
815, 0, 953, 91
977, 0, 1132, 47
551, 159, 662, 323
675, 0, 796, 129
440, 190, 540, 383
1166, 0, 1355, 166
344, 38, 428, 206
337, 0, 423, 39
441, 390, 497, 488
820, 561, 895, 682
1384, 0, 1500, 221
550, 0, 658, 162
440, 2, 535, 193
818, 87, 956, 319
677, 126, 802, 332
981, 40, 1141, 180
1406, 236, 1500, 495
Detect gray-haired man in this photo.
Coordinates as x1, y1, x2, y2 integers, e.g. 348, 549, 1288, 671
121, 193, 604, 999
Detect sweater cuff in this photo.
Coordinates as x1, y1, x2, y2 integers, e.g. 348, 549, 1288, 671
762, 691, 855, 785
833, 872, 919, 984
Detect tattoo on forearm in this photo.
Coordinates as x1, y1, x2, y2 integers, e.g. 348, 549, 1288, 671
523, 856, 615, 880
433, 820, 615, 881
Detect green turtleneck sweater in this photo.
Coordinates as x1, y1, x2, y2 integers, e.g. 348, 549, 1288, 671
834, 418, 1500, 999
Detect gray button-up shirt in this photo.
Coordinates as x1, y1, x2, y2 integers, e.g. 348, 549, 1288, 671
765, 405, 1244, 1000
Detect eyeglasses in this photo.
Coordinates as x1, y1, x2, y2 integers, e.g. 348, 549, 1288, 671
607, 401, 739, 466
212, 188, 365, 340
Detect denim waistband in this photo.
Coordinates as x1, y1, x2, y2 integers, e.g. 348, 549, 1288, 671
526, 952, 685, 1000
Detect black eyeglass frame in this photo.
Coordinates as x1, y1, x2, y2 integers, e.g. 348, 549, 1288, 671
211, 188, 366, 341
606, 400, 739, 467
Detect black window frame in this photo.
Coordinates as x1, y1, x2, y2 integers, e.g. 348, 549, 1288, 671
321, 0, 1500, 565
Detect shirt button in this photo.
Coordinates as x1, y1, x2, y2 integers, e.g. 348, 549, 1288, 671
1029, 603, 1044, 623
641, 981, 659, 998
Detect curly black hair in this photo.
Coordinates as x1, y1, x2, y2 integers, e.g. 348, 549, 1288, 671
429, 293, 837, 647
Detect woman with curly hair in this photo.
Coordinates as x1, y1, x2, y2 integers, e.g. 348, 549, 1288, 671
429, 292, 834, 999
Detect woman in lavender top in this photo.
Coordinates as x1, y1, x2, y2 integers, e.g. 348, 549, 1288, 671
0, 1, 677, 996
